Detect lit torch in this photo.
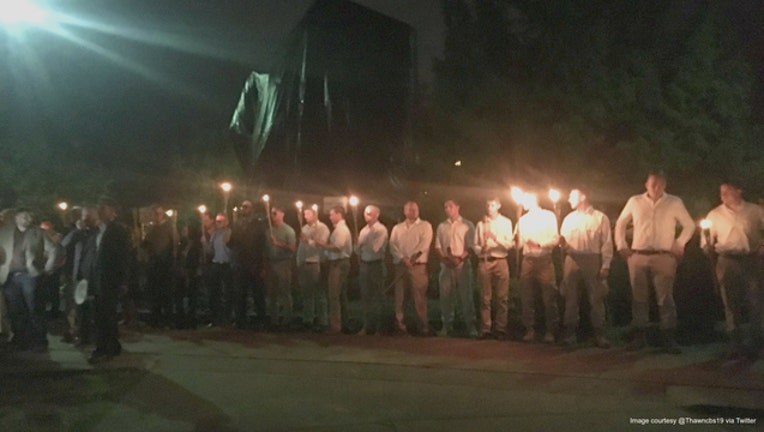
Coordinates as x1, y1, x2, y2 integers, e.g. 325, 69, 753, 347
349, 195, 360, 241
262, 194, 273, 234
700, 219, 713, 248
295, 200, 304, 227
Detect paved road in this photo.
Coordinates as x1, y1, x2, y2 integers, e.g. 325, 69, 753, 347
1, 325, 762, 432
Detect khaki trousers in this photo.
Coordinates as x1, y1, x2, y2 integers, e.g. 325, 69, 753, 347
562, 254, 608, 331
267, 260, 293, 324
627, 253, 677, 330
394, 263, 430, 333
477, 258, 509, 334
327, 258, 350, 333
520, 254, 559, 331
716, 255, 762, 340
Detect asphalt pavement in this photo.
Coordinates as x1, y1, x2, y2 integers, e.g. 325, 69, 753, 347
1, 319, 762, 432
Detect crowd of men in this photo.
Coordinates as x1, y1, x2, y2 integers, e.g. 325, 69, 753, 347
0, 171, 762, 364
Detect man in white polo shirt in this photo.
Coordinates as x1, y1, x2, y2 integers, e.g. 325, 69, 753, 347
356, 205, 388, 336
389, 201, 433, 336
473, 197, 514, 340
435, 200, 476, 338
296, 206, 330, 331
615, 170, 695, 354
560, 188, 613, 348
702, 180, 764, 359
318, 206, 353, 334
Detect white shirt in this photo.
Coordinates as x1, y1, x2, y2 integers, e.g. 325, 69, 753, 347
356, 221, 388, 262
325, 219, 353, 260
615, 192, 695, 252
474, 214, 514, 258
561, 206, 613, 269
389, 218, 433, 264
297, 221, 330, 264
435, 216, 475, 258
703, 201, 764, 254
518, 207, 559, 257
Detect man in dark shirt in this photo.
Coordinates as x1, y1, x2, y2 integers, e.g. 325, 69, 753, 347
229, 200, 268, 328
87, 197, 131, 364
2, 209, 48, 351
142, 205, 178, 328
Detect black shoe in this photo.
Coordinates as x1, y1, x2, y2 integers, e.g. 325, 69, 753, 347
88, 351, 114, 364
662, 330, 681, 355
29, 343, 49, 353
627, 329, 647, 351
494, 332, 509, 341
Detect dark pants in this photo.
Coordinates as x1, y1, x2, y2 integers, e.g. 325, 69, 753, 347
94, 285, 121, 355
39, 271, 61, 318
208, 262, 234, 325
147, 258, 174, 326
235, 264, 266, 327
174, 270, 200, 328
5, 272, 47, 348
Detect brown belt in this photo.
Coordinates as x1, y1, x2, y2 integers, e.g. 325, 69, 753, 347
481, 256, 506, 262
633, 250, 671, 255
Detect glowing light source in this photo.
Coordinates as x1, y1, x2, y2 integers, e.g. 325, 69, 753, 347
219, 182, 232, 193
454, 160, 462, 167
295, 200, 303, 210
348, 195, 359, 207
511, 186, 524, 204
165, 209, 174, 217
197, 204, 207, 214
0, 0, 49, 26
57, 201, 68, 211
548, 189, 561, 204
262, 194, 270, 203
311, 204, 318, 213
699, 219, 712, 230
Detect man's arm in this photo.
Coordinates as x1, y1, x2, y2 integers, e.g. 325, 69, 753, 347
599, 213, 613, 276
388, 225, 404, 261
614, 198, 634, 258
415, 223, 433, 261
672, 199, 696, 256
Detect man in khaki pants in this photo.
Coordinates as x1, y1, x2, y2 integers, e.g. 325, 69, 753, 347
702, 181, 764, 359
389, 201, 433, 336
560, 188, 613, 348
473, 198, 514, 340
318, 206, 353, 334
615, 171, 695, 354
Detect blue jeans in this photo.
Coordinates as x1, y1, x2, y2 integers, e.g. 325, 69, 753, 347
4, 272, 47, 347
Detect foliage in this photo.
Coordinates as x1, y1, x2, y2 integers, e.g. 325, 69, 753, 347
426, 0, 764, 207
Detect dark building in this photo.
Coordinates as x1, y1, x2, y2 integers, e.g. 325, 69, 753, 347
230, 0, 416, 191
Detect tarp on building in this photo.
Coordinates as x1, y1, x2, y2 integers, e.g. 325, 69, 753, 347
230, 0, 416, 191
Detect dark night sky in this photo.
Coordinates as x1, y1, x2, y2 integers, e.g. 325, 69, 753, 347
3, 0, 762, 182
4, 0, 443, 171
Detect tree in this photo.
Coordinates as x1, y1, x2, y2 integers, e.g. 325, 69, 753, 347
427, 0, 764, 207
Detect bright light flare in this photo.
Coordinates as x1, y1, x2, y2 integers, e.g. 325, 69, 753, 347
295, 200, 303, 209
348, 195, 359, 207
165, 209, 174, 217
454, 160, 462, 167
699, 219, 712, 230
0, 0, 49, 26
548, 189, 561, 204
197, 205, 207, 214
56, 201, 68, 211
262, 194, 270, 203
219, 182, 232, 193
511, 187, 524, 204
311, 204, 318, 212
